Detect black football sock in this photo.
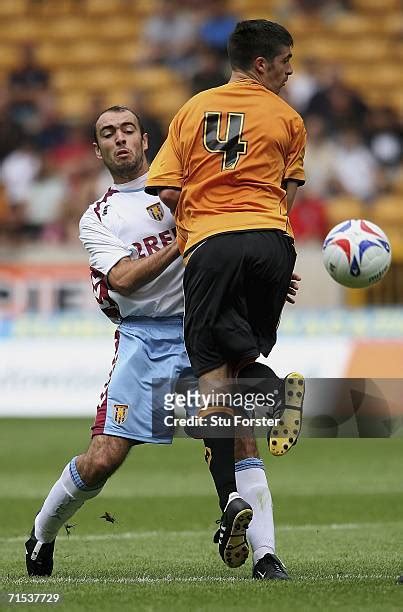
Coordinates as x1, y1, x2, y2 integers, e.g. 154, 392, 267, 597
203, 412, 236, 512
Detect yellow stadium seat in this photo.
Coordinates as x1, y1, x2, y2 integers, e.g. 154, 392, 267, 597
369, 196, 403, 226
230, 0, 251, 10
392, 168, 403, 194
95, 18, 138, 40
388, 233, 403, 260
84, 0, 118, 14
352, 0, 400, 13
63, 42, 121, 66
116, 42, 141, 63
351, 40, 391, 62
382, 13, 403, 34
0, 19, 45, 42
133, 0, 160, 16
132, 67, 181, 92
57, 92, 89, 119
36, 43, 71, 68
332, 14, 381, 35
43, 17, 95, 41
0, 46, 20, 69
28, 0, 79, 15
0, 0, 27, 16
105, 89, 135, 109
145, 86, 190, 127
326, 197, 364, 229
343, 65, 398, 90
38, 42, 120, 68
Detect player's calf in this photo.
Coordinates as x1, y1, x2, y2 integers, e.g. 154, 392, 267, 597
76, 434, 132, 486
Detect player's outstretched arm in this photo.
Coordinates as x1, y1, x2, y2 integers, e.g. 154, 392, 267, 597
108, 242, 180, 296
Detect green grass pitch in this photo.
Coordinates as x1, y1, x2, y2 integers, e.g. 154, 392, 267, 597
0, 419, 402, 611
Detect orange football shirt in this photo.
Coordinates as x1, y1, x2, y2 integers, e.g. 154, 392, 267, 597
146, 79, 306, 255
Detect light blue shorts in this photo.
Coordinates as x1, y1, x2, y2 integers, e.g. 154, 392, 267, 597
92, 316, 192, 444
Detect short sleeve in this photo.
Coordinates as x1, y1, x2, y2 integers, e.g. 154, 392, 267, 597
145, 114, 183, 195
283, 117, 306, 185
79, 209, 137, 275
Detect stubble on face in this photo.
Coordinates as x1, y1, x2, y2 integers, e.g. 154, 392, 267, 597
264, 46, 293, 95
105, 150, 145, 180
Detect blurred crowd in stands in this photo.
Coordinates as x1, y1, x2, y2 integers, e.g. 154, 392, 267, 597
0, 0, 401, 248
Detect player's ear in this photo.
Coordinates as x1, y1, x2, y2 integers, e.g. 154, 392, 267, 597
93, 141, 102, 160
254, 56, 268, 75
142, 132, 149, 153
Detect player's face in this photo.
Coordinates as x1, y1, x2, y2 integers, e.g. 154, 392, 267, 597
262, 46, 293, 94
94, 110, 148, 181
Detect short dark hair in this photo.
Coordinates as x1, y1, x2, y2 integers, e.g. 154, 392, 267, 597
93, 105, 145, 144
227, 20, 293, 70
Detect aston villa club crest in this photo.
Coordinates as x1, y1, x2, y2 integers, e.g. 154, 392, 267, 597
113, 404, 129, 425
146, 202, 164, 221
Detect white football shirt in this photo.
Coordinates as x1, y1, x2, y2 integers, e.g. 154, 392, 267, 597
79, 173, 184, 322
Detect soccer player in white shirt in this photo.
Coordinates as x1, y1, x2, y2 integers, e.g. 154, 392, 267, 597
25, 106, 287, 580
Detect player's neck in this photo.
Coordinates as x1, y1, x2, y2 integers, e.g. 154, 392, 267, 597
229, 69, 278, 95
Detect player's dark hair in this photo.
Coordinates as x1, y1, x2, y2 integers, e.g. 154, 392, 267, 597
93, 105, 145, 143
227, 20, 293, 70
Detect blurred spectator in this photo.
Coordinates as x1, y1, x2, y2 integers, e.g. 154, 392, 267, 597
0, 91, 25, 163
393, 163, 403, 194
34, 96, 68, 152
85, 96, 118, 197
51, 121, 94, 175
139, 0, 199, 74
8, 43, 50, 132
331, 127, 378, 202
305, 69, 368, 134
303, 115, 337, 198
190, 47, 228, 95
131, 93, 165, 163
0, 184, 11, 236
364, 107, 402, 169
1, 137, 41, 207
284, 57, 322, 114
60, 165, 99, 244
17, 154, 68, 241
289, 187, 328, 241
198, 0, 238, 60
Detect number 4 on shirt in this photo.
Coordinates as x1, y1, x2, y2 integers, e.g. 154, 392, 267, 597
203, 111, 248, 171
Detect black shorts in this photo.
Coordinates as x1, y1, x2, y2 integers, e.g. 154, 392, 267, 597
183, 230, 296, 377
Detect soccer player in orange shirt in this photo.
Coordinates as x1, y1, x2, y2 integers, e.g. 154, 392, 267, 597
146, 19, 305, 577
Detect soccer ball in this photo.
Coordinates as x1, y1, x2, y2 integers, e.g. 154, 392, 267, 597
322, 219, 392, 288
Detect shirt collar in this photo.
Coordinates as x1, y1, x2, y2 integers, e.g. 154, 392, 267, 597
113, 172, 148, 192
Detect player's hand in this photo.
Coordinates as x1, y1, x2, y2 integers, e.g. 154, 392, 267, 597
286, 273, 301, 304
